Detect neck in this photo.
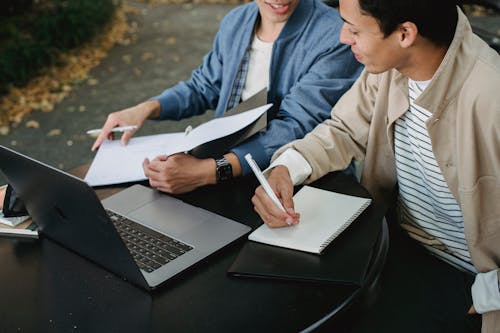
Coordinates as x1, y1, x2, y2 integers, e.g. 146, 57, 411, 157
399, 39, 449, 81
256, 20, 285, 42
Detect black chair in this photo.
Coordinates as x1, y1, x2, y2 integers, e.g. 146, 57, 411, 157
302, 218, 390, 333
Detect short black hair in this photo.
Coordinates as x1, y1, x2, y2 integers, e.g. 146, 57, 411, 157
358, 0, 458, 46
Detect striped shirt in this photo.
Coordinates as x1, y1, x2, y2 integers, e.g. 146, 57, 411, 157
394, 79, 475, 273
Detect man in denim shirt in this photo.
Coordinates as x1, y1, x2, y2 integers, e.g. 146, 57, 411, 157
91, 0, 361, 194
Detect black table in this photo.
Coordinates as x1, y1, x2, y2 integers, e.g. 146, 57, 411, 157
0, 171, 387, 333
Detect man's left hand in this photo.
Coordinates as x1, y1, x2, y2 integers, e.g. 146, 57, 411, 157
143, 153, 216, 194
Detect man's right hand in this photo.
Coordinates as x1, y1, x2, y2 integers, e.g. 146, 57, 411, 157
251, 165, 300, 228
91, 100, 161, 151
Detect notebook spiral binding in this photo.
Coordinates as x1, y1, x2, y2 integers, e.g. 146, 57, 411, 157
319, 199, 372, 252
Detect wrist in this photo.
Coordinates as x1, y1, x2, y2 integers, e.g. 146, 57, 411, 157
205, 158, 217, 185
138, 100, 161, 120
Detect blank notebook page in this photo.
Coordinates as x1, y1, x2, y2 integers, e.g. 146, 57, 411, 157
248, 186, 371, 254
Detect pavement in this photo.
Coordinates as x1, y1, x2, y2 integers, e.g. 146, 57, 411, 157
0, 1, 498, 185
0, 1, 237, 183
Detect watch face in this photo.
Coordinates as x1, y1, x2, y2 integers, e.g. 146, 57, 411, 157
216, 158, 232, 183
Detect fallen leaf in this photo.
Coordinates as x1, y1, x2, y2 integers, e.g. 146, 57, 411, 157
166, 37, 177, 45
26, 120, 40, 128
141, 52, 154, 61
0, 126, 9, 136
47, 129, 62, 136
122, 54, 133, 64
87, 78, 99, 86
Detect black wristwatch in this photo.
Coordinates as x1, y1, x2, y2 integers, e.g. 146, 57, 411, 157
215, 156, 233, 183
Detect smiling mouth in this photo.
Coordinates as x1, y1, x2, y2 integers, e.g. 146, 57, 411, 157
266, 2, 291, 11
268, 3, 287, 8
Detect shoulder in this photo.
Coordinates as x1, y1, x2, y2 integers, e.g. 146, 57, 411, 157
461, 39, 500, 107
309, 0, 344, 31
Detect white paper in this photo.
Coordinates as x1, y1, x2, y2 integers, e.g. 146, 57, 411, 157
84, 104, 271, 186
0, 210, 30, 227
84, 132, 185, 186
248, 186, 371, 254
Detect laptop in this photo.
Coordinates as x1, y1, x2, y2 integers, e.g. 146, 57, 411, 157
0, 145, 251, 290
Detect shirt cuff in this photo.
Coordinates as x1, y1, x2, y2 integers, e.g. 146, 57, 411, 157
471, 269, 500, 314
264, 148, 312, 186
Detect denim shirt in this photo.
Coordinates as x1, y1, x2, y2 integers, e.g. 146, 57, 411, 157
153, 0, 362, 174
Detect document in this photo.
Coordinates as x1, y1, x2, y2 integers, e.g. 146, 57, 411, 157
85, 103, 271, 186
0, 218, 38, 239
248, 186, 372, 254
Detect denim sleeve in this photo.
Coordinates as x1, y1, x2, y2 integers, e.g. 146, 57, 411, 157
232, 43, 362, 175
151, 30, 224, 121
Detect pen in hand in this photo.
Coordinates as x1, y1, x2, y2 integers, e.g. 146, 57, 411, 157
86, 125, 138, 135
245, 153, 294, 226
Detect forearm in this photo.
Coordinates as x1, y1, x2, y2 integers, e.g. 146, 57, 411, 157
138, 100, 161, 120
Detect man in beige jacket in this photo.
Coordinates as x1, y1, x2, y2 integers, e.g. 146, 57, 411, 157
251, 0, 500, 332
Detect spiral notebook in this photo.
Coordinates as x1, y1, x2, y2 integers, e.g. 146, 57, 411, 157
248, 186, 372, 254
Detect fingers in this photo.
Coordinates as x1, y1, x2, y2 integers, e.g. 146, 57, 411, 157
143, 157, 170, 191
91, 116, 120, 151
120, 130, 134, 146
252, 186, 298, 228
91, 108, 143, 151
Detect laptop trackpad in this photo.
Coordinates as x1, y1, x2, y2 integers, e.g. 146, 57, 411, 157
128, 195, 205, 236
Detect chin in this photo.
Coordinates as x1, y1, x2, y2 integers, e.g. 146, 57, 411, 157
364, 64, 388, 75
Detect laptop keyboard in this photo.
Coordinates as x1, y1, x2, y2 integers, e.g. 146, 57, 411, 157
106, 209, 194, 273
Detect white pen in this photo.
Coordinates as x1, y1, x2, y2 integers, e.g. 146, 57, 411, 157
245, 153, 287, 215
86, 125, 138, 135
184, 125, 193, 136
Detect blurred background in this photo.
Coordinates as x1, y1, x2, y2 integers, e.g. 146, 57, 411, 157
0, 0, 498, 184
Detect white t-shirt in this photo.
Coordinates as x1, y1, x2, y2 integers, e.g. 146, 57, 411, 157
241, 35, 273, 101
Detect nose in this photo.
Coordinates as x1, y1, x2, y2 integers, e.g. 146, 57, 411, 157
339, 23, 354, 45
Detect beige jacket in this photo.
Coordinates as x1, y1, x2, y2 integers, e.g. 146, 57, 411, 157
274, 9, 500, 332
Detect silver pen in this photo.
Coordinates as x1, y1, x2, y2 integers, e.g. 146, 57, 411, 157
86, 125, 138, 135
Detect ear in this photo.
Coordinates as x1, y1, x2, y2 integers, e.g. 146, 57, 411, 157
397, 22, 418, 48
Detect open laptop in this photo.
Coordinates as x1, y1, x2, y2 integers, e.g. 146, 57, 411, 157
0, 145, 251, 290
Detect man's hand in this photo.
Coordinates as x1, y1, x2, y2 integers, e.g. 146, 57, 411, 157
0, 185, 6, 210
143, 153, 216, 194
468, 305, 477, 315
251, 165, 300, 228
91, 100, 161, 151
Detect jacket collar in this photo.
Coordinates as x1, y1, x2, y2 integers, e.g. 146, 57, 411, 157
277, 0, 315, 42
411, 7, 474, 116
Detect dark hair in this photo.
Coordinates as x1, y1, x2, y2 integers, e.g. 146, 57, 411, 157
358, 0, 458, 46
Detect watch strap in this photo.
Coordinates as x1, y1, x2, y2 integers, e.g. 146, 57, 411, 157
215, 156, 233, 183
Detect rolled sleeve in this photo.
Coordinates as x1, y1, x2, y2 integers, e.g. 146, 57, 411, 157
265, 148, 312, 186
471, 269, 500, 314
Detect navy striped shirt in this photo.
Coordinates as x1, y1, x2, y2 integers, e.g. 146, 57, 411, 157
394, 79, 475, 273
